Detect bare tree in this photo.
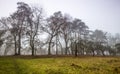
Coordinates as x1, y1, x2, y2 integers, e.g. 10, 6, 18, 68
0, 17, 14, 55
5, 17, 19, 55
60, 14, 72, 55
90, 29, 107, 56
26, 7, 43, 56
71, 18, 89, 56
43, 11, 65, 55
10, 2, 31, 55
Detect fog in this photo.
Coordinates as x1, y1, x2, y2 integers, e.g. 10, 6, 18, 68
0, 0, 120, 34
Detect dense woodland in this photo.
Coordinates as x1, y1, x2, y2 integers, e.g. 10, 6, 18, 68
0, 2, 120, 56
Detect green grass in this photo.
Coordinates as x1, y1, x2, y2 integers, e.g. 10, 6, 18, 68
0, 56, 120, 74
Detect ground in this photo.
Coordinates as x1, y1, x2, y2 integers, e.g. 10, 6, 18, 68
0, 56, 120, 74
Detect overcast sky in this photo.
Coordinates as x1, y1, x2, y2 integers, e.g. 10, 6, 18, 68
0, 0, 120, 34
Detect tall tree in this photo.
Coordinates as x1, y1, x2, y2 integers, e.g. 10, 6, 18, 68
43, 11, 65, 55
71, 18, 88, 56
60, 14, 72, 55
8, 17, 18, 55
26, 7, 43, 56
115, 43, 120, 55
11, 2, 31, 55
0, 17, 14, 55
90, 29, 107, 56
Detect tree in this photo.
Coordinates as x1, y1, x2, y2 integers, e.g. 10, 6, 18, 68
26, 7, 43, 56
86, 41, 96, 56
106, 33, 120, 55
71, 18, 89, 55
60, 14, 72, 55
0, 30, 5, 48
115, 43, 120, 55
43, 11, 65, 55
90, 29, 107, 56
5, 17, 19, 55
0, 18, 9, 48
0, 17, 14, 55
11, 2, 31, 55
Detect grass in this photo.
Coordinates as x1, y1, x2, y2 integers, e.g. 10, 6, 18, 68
0, 56, 120, 74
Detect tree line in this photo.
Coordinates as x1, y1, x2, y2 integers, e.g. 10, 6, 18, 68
0, 2, 120, 56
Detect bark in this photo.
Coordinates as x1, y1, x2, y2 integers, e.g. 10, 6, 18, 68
30, 36, 35, 56
64, 34, 68, 55
92, 50, 95, 56
14, 35, 17, 55
56, 35, 58, 55
101, 50, 105, 56
31, 44, 34, 56
18, 33, 21, 55
65, 41, 68, 55
48, 37, 53, 55
75, 42, 78, 57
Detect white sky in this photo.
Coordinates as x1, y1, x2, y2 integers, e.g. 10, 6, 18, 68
0, 0, 120, 34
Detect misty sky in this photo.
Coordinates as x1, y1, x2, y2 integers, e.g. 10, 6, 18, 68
0, 0, 120, 34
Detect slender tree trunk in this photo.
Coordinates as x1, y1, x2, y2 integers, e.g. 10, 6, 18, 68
65, 46, 67, 55
48, 37, 52, 55
71, 43, 73, 55
31, 44, 34, 56
58, 39, 63, 55
75, 42, 78, 57
14, 36, 17, 55
101, 50, 105, 56
92, 50, 95, 56
56, 35, 58, 55
18, 34, 21, 55
30, 37, 35, 56
48, 42, 51, 55
65, 39, 68, 55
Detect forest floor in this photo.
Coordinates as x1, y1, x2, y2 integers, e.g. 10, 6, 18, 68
0, 56, 120, 74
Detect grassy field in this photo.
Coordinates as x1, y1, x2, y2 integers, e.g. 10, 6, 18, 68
0, 56, 120, 74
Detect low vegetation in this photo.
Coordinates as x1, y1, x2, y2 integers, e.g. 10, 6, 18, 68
0, 56, 120, 74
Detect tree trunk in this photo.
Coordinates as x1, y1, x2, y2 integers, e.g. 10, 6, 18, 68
31, 45, 34, 56
58, 40, 63, 55
48, 37, 52, 55
101, 50, 105, 56
92, 50, 95, 56
65, 40, 68, 55
56, 35, 58, 55
75, 42, 78, 57
30, 37, 35, 56
71, 43, 74, 55
48, 42, 51, 55
18, 34, 21, 55
14, 36, 17, 55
